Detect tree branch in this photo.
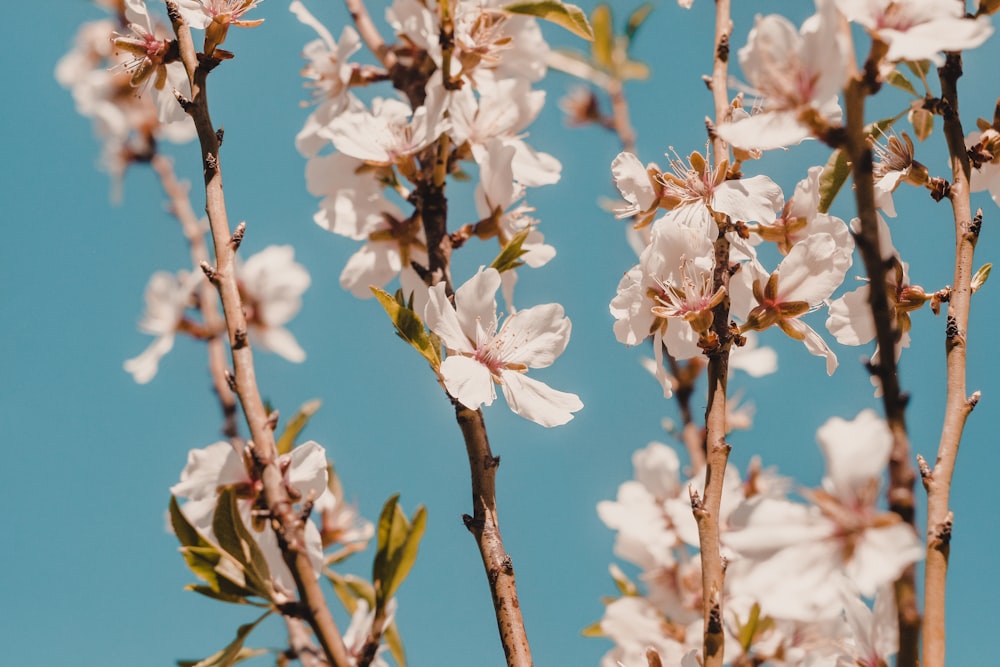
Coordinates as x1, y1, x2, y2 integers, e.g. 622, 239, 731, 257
923, 52, 980, 667
165, 5, 350, 666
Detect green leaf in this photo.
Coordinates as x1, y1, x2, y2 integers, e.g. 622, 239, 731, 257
211, 489, 273, 600
177, 611, 272, 667
184, 584, 266, 606
581, 621, 605, 638
384, 620, 407, 667
625, 3, 653, 43
371, 287, 441, 370
886, 70, 919, 97
909, 107, 934, 142
608, 563, 638, 597
504, 1, 594, 40
372, 495, 427, 608
490, 227, 532, 274
817, 148, 850, 214
972, 262, 992, 291
590, 5, 613, 70
276, 399, 322, 455
903, 59, 931, 80
170, 496, 210, 549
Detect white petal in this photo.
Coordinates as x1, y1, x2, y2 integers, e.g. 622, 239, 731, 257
425, 282, 474, 354
497, 303, 571, 369
817, 409, 891, 496
124, 335, 175, 384
171, 441, 247, 500
500, 371, 582, 427
713, 175, 783, 224
286, 441, 329, 502
441, 355, 496, 409
253, 326, 306, 363
454, 267, 502, 343
826, 284, 875, 346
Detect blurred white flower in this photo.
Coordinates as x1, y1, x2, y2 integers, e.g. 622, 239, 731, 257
124, 270, 202, 383
237, 245, 311, 363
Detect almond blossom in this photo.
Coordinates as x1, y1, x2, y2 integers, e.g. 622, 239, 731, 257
237, 245, 311, 363
724, 410, 923, 621
424, 267, 582, 427
171, 440, 329, 595
967, 125, 1000, 207
836, 0, 993, 65
124, 270, 203, 383
718, 0, 846, 151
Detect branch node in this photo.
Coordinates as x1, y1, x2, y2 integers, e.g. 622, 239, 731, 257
715, 33, 730, 63
234, 328, 248, 349
173, 89, 193, 112
501, 553, 513, 574
265, 409, 280, 431
945, 314, 962, 342
484, 454, 500, 470
930, 511, 954, 550
216, 126, 225, 146
205, 152, 219, 173
967, 390, 982, 409
224, 369, 237, 392
230, 221, 246, 249
916, 453, 932, 489
461, 513, 481, 532
970, 207, 983, 238
200, 260, 218, 281
701, 74, 712, 91
688, 484, 703, 511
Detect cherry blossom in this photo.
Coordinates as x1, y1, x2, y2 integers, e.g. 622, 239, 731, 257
967, 125, 1000, 207
237, 245, 311, 363
171, 440, 329, 595
836, 0, 993, 64
424, 267, 582, 427
598, 596, 690, 667
718, 0, 846, 150
871, 131, 929, 218
752, 166, 854, 255
124, 270, 203, 383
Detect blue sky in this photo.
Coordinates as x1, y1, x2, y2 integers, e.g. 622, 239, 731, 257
4, 1, 1000, 665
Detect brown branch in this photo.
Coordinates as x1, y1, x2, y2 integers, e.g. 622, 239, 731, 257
164, 5, 351, 666
841, 40, 919, 667
606, 78, 636, 155
923, 52, 980, 667
456, 404, 533, 667
693, 3, 733, 665
343, 0, 398, 69
150, 154, 239, 440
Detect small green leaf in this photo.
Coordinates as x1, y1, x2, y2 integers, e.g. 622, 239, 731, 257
625, 3, 653, 43
371, 287, 441, 370
817, 149, 850, 214
737, 602, 761, 650
177, 611, 271, 667
618, 59, 650, 82
608, 563, 638, 597
383, 505, 427, 603
170, 496, 210, 549
490, 227, 532, 274
886, 70, 919, 97
909, 107, 934, 142
384, 620, 407, 667
211, 489, 273, 600
590, 5, 613, 70
972, 262, 992, 291
184, 584, 262, 606
581, 621, 605, 638
372, 495, 428, 608
181, 545, 226, 590
903, 59, 931, 80
276, 399, 322, 455
504, 1, 594, 40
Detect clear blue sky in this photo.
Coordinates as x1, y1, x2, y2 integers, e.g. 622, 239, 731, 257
4, 1, 999, 665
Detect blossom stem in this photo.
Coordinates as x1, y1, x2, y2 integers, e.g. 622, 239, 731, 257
606, 78, 636, 155
343, 0, 398, 70
455, 404, 533, 667
842, 40, 919, 667
923, 53, 979, 667
165, 5, 351, 666
150, 154, 239, 441
694, 3, 733, 665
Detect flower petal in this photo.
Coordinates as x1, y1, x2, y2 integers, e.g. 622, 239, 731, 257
499, 371, 582, 427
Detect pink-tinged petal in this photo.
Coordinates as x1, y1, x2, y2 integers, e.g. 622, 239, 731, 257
441, 355, 496, 409
712, 175, 783, 224
124, 334, 175, 384
882, 18, 993, 63
252, 327, 306, 363
847, 523, 922, 597
610, 267, 654, 346
786, 318, 839, 375
611, 152, 656, 217
171, 441, 247, 500
498, 303, 571, 369
454, 267, 502, 342
817, 409, 891, 496
826, 284, 875, 346
632, 442, 682, 500
499, 371, 582, 427
424, 282, 474, 354
660, 203, 715, 239
776, 233, 848, 304
717, 110, 812, 151
339, 244, 401, 298
286, 441, 329, 502
507, 139, 561, 188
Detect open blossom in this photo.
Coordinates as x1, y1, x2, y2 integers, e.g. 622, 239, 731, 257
171, 440, 329, 595
968, 125, 1000, 207
237, 245, 311, 363
718, 0, 846, 150
124, 270, 203, 383
753, 166, 854, 255
424, 267, 583, 427
836, 0, 993, 64
725, 410, 923, 621
291, 0, 362, 157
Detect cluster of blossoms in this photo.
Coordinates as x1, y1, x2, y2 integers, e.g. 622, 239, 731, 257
295, 0, 582, 426
597, 411, 920, 666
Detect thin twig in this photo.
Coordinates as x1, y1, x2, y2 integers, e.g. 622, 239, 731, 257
693, 2, 733, 665
606, 78, 636, 155
456, 404, 533, 667
165, 5, 351, 666
343, 0, 398, 69
923, 53, 979, 667
150, 154, 239, 440
841, 38, 919, 667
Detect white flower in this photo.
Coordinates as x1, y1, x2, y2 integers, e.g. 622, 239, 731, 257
424, 267, 582, 427
718, 0, 846, 150
343, 599, 395, 667
967, 126, 1000, 207
175, 0, 264, 31
599, 597, 690, 667
237, 245, 310, 363
124, 270, 203, 383
171, 440, 329, 595
836, 0, 993, 64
